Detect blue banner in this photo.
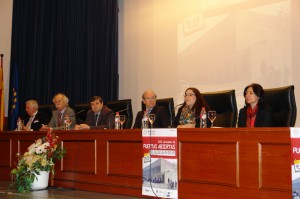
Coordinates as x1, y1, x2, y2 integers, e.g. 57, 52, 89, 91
10, 63, 19, 130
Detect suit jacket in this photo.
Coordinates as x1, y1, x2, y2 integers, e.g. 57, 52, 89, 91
133, 105, 170, 128
85, 105, 114, 129
48, 107, 76, 130
23, 111, 50, 131
238, 105, 274, 127
173, 106, 211, 128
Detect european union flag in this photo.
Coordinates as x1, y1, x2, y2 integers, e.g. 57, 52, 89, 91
10, 63, 19, 130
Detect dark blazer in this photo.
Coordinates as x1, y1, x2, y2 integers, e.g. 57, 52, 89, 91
133, 105, 170, 128
85, 105, 114, 129
23, 111, 50, 131
48, 107, 76, 130
173, 106, 211, 128
238, 105, 274, 127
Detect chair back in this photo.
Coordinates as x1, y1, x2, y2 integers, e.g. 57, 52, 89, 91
38, 104, 55, 123
264, 85, 297, 127
202, 90, 237, 127
141, 98, 175, 126
73, 103, 90, 124
107, 99, 133, 129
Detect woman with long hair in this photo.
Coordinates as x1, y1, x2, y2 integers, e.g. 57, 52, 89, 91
173, 87, 210, 128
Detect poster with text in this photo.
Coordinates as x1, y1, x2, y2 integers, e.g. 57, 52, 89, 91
142, 128, 178, 198
291, 128, 300, 199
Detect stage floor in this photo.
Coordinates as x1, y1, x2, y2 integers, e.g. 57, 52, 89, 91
0, 181, 141, 199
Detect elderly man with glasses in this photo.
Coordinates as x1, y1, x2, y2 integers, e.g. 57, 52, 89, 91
133, 89, 170, 128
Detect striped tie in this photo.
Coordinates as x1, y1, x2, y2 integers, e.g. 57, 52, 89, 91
147, 109, 151, 115
26, 117, 34, 129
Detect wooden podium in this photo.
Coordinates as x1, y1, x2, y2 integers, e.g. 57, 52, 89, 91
0, 128, 291, 198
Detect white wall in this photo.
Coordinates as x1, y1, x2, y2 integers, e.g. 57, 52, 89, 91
1, 0, 299, 126
0, 0, 13, 117
118, 0, 300, 126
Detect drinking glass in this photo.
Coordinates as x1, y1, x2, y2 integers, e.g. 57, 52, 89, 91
16, 120, 24, 131
208, 111, 217, 128
148, 114, 156, 128
120, 115, 126, 129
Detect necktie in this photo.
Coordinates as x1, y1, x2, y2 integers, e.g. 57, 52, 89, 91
58, 112, 62, 126
26, 116, 34, 129
147, 109, 151, 114
94, 114, 99, 126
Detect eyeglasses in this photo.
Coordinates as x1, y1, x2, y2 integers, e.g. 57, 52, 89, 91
144, 97, 156, 101
183, 93, 195, 97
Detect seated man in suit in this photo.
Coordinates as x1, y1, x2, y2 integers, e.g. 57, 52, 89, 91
22, 100, 49, 131
74, 96, 114, 130
133, 90, 170, 128
41, 93, 76, 130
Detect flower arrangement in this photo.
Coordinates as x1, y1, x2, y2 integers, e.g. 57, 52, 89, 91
10, 128, 66, 192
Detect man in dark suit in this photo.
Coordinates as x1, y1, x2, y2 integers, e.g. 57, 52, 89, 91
133, 90, 170, 128
22, 100, 49, 131
74, 96, 114, 130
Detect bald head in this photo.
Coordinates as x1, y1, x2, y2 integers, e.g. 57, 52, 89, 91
142, 90, 157, 109
142, 90, 156, 100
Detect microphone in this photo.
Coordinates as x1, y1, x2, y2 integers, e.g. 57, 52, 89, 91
108, 108, 130, 116
116, 108, 130, 113
170, 103, 184, 128
69, 109, 86, 117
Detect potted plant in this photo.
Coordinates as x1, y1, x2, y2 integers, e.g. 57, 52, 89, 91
10, 128, 66, 192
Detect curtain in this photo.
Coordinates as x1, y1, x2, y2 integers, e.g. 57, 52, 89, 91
9, 0, 118, 129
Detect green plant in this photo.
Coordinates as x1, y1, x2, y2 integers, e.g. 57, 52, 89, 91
10, 128, 66, 192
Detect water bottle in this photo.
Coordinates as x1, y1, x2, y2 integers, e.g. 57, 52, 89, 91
16, 117, 23, 131
141, 111, 149, 129
200, 107, 207, 128
115, 112, 121, 129
64, 114, 71, 130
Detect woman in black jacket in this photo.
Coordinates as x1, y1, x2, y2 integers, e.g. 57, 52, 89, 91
238, 83, 274, 127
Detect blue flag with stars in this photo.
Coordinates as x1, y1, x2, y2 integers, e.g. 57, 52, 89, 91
10, 63, 19, 130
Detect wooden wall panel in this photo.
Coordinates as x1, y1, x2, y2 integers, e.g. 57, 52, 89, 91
19, 140, 36, 154
259, 142, 291, 191
179, 141, 238, 187
0, 139, 11, 167
63, 140, 96, 174
107, 140, 142, 177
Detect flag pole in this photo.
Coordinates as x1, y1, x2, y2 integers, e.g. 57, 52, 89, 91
0, 54, 4, 131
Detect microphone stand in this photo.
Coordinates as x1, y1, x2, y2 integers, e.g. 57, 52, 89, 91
148, 119, 158, 197
108, 112, 115, 129
170, 103, 184, 128
69, 109, 86, 118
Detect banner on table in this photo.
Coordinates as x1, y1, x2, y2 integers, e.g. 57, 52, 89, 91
291, 128, 300, 199
142, 128, 178, 199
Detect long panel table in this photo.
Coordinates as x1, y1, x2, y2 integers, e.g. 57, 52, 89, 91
0, 128, 292, 198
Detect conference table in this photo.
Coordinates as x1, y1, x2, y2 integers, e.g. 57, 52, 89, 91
0, 128, 291, 198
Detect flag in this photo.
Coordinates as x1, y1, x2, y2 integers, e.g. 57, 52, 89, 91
0, 54, 4, 131
10, 62, 19, 130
